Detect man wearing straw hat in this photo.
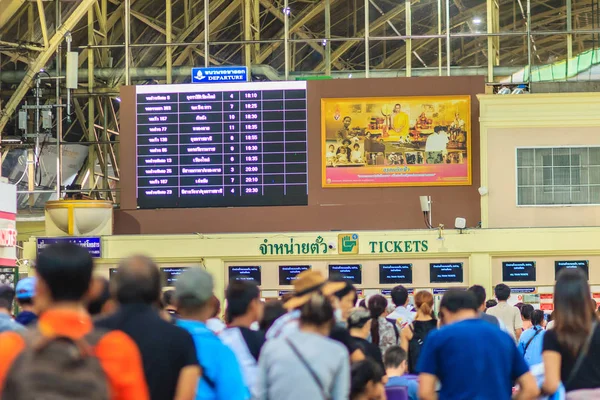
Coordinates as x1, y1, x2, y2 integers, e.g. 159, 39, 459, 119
266, 270, 366, 362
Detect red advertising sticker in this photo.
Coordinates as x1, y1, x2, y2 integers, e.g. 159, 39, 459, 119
540, 294, 554, 300
540, 303, 554, 311
593, 293, 600, 299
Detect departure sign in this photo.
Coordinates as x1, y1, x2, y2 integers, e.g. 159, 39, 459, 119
503, 261, 536, 282
136, 82, 308, 208
430, 263, 463, 283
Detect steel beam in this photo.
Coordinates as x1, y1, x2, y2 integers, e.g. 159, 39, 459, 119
0, 0, 97, 135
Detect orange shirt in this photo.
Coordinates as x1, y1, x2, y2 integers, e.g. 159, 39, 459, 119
0, 308, 149, 400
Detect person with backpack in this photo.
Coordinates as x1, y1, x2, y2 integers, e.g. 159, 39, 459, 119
542, 269, 600, 397
518, 309, 546, 367
0, 243, 149, 400
219, 281, 265, 396
400, 290, 437, 374
386, 285, 416, 331
368, 294, 397, 355
347, 308, 384, 369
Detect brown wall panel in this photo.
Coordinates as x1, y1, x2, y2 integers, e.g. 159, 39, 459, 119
116, 76, 484, 234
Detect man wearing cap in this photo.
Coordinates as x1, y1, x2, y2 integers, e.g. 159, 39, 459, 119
0, 285, 24, 333
15, 277, 38, 326
267, 270, 366, 362
175, 268, 249, 400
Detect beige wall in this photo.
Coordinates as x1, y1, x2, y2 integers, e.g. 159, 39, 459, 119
479, 93, 600, 229
487, 127, 600, 228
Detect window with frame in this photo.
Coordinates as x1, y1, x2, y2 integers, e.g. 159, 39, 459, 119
516, 147, 600, 206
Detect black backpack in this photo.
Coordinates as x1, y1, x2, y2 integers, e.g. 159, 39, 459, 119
407, 321, 436, 374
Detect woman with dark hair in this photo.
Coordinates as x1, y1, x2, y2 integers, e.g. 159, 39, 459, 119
518, 309, 546, 367
400, 290, 437, 373
331, 280, 358, 324
368, 295, 397, 354
348, 309, 384, 369
350, 359, 386, 400
255, 293, 350, 400
542, 269, 600, 397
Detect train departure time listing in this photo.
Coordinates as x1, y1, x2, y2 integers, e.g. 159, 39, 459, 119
135, 81, 308, 209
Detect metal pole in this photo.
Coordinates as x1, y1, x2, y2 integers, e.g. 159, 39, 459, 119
204, 0, 209, 67
325, 0, 331, 76
284, 0, 289, 80
526, 0, 532, 83
166, 0, 172, 83
445, 0, 451, 76
56, 0, 62, 199
364, 0, 370, 78
405, 0, 411, 77
566, 0, 572, 60
438, 0, 442, 76
124, 0, 131, 85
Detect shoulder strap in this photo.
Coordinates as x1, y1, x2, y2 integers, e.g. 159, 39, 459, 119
523, 328, 542, 354
566, 321, 597, 387
285, 338, 331, 400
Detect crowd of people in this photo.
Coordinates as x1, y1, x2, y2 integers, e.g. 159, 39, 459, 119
0, 242, 598, 399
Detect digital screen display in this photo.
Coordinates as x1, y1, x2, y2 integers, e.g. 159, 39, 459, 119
329, 264, 362, 284
503, 261, 536, 282
430, 263, 463, 283
279, 265, 311, 285
379, 264, 413, 284
135, 82, 308, 209
160, 267, 189, 286
555, 260, 589, 279
229, 266, 261, 285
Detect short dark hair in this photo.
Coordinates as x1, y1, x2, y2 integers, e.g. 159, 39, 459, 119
468, 285, 487, 307
16, 297, 33, 306
521, 304, 534, 321
485, 299, 498, 309
391, 285, 409, 307
383, 345, 407, 369
36, 243, 94, 302
87, 277, 111, 316
0, 286, 15, 310
350, 359, 385, 400
531, 309, 544, 326
113, 255, 161, 305
162, 289, 176, 307
330, 276, 357, 304
343, 116, 351, 122
440, 290, 478, 314
494, 283, 511, 301
226, 280, 260, 321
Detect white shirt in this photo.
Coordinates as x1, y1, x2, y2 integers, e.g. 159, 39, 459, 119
386, 305, 416, 330
206, 317, 226, 335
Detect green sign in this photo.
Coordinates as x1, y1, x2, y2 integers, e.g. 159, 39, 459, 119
260, 236, 328, 255
369, 240, 429, 254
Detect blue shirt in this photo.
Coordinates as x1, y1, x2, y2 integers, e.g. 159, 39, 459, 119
417, 318, 529, 400
518, 325, 545, 367
177, 319, 250, 400
0, 314, 24, 333
386, 376, 418, 400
